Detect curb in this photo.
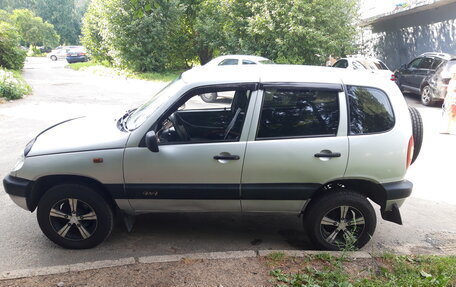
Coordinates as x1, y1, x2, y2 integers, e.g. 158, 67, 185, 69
0, 250, 372, 281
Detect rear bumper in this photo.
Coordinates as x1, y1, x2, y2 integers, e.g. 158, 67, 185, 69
380, 180, 413, 225
3, 175, 34, 211
66, 56, 88, 63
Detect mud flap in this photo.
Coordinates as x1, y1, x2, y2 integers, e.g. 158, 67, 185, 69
381, 203, 402, 225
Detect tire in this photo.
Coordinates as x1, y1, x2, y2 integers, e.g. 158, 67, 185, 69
37, 184, 114, 249
420, 85, 434, 106
200, 92, 217, 103
408, 106, 423, 164
50, 55, 57, 61
304, 191, 376, 251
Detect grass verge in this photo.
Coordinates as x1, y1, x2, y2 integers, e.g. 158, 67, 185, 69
266, 252, 456, 287
66, 61, 182, 82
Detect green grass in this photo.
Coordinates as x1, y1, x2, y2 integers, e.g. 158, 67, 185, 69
66, 61, 182, 82
268, 255, 456, 287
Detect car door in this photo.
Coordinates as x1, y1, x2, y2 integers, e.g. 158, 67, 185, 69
123, 85, 258, 213
401, 57, 422, 88
410, 57, 434, 90
241, 84, 349, 213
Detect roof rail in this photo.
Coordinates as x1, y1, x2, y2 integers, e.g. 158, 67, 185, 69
419, 52, 453, 59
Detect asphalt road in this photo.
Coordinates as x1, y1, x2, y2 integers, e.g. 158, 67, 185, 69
0, 58, 455, 273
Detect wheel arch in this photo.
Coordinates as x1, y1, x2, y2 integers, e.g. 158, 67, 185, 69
28, 175, 118, 212
303, 178, 386, 216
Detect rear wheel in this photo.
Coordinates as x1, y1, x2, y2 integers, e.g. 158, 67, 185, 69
421, 85, 434, 106
304, 191, 376, 250
408, 106, 423, 164
37, 184, 114, 249
50, 55, 57, 61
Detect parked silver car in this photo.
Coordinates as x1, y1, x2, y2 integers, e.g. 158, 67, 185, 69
3, 65, 422, 250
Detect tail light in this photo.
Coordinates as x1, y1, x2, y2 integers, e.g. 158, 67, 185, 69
78, 52, 86, 56
390, 74, 397, 81
406, 136, 414, 169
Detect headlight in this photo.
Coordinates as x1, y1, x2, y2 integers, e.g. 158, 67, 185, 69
12, 154, 25, 172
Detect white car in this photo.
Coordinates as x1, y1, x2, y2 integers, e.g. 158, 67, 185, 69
333, 56, 395, 81
204, 55, 274, 67
4, 65, 422, 250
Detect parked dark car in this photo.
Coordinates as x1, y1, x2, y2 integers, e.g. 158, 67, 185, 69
66, 48, 88, 64
394, 52, 456, 106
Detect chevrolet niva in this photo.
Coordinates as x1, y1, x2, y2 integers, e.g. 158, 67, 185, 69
3, 65, 423, 250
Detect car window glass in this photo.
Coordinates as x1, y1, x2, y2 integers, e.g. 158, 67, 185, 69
418, 57, 434, 69
352, 61, 367, 70
347, 86, 394, 135
408, 58, 422, 68
431, 59, 443, 70
156, 89, 252, 144
257, 88, 339, 139
219, 59, 239, 66
333, 60, 348, 68
242, 60, 257, 65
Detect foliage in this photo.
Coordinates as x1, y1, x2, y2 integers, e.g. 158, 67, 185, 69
35, 0, 86, 45
9, 9, 60, 47
0, 68, 31, 100
0, 20, 27, 70
82, 0, 359, 72
268, 255, 456, 287
82, 0, 185, 72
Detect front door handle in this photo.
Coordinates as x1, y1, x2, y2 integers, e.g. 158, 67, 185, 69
314, 152, 341, 158
213, 154, 240, 160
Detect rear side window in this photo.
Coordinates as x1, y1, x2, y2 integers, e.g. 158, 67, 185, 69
333, 60, 348, 68
219, 59, 238, 66
257, 88, 340, 139
418, 57, 433, 69
347, 86, 394, 135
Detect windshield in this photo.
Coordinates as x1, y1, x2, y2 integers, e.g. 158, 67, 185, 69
125, 78, 184, 130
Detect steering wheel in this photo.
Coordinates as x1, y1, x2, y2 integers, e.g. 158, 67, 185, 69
168, 113, 189, 141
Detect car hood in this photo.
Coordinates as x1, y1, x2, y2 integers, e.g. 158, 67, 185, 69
28, 116, 129, 156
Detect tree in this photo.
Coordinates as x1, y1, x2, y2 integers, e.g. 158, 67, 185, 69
82, 0, 184, 72
35, 0, 82, 44
10, 9, 60, 47
0, 21, 27, 69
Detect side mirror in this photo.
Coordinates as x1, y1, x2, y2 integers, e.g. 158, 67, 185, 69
145, 131, 159, 152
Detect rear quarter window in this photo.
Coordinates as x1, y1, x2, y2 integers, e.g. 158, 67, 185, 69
347, 86, 395, 135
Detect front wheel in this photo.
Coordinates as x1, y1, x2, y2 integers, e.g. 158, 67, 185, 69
421, 85, 434, 106
304, 191, 376, 250
50, 55, 57, 61
37, 184, 114, 249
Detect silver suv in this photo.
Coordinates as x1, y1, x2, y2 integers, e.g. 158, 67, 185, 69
3, 65, 422, 250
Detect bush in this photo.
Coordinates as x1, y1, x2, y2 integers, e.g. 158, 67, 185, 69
0, 68, 31, 100
0, 21, 27, 70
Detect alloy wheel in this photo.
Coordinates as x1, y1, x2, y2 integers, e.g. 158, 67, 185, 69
319, 205, 365, 247
49, 198, 98, 241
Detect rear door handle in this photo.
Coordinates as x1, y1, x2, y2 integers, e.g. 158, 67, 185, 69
213, 155, 240, 160
314, 152, 341, 158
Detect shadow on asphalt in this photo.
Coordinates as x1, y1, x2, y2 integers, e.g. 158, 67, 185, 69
109, 212, 314, 251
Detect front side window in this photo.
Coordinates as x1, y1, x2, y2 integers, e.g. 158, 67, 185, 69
347, 86, 394, 135
242, 60, 257, 65
156, 88, 252, 144
257, 88, 340, 139
219, 59, 239, 66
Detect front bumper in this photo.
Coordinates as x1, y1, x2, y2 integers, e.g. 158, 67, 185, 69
3, 175, 34, 211
380, 180, 413, 225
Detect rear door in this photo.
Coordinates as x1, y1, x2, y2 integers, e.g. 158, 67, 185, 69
241, 84, 349, 212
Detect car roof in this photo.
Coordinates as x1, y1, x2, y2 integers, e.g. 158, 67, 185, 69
209, 55, 270, 62
182, 64, 390, 88
418, 52, 456, 60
